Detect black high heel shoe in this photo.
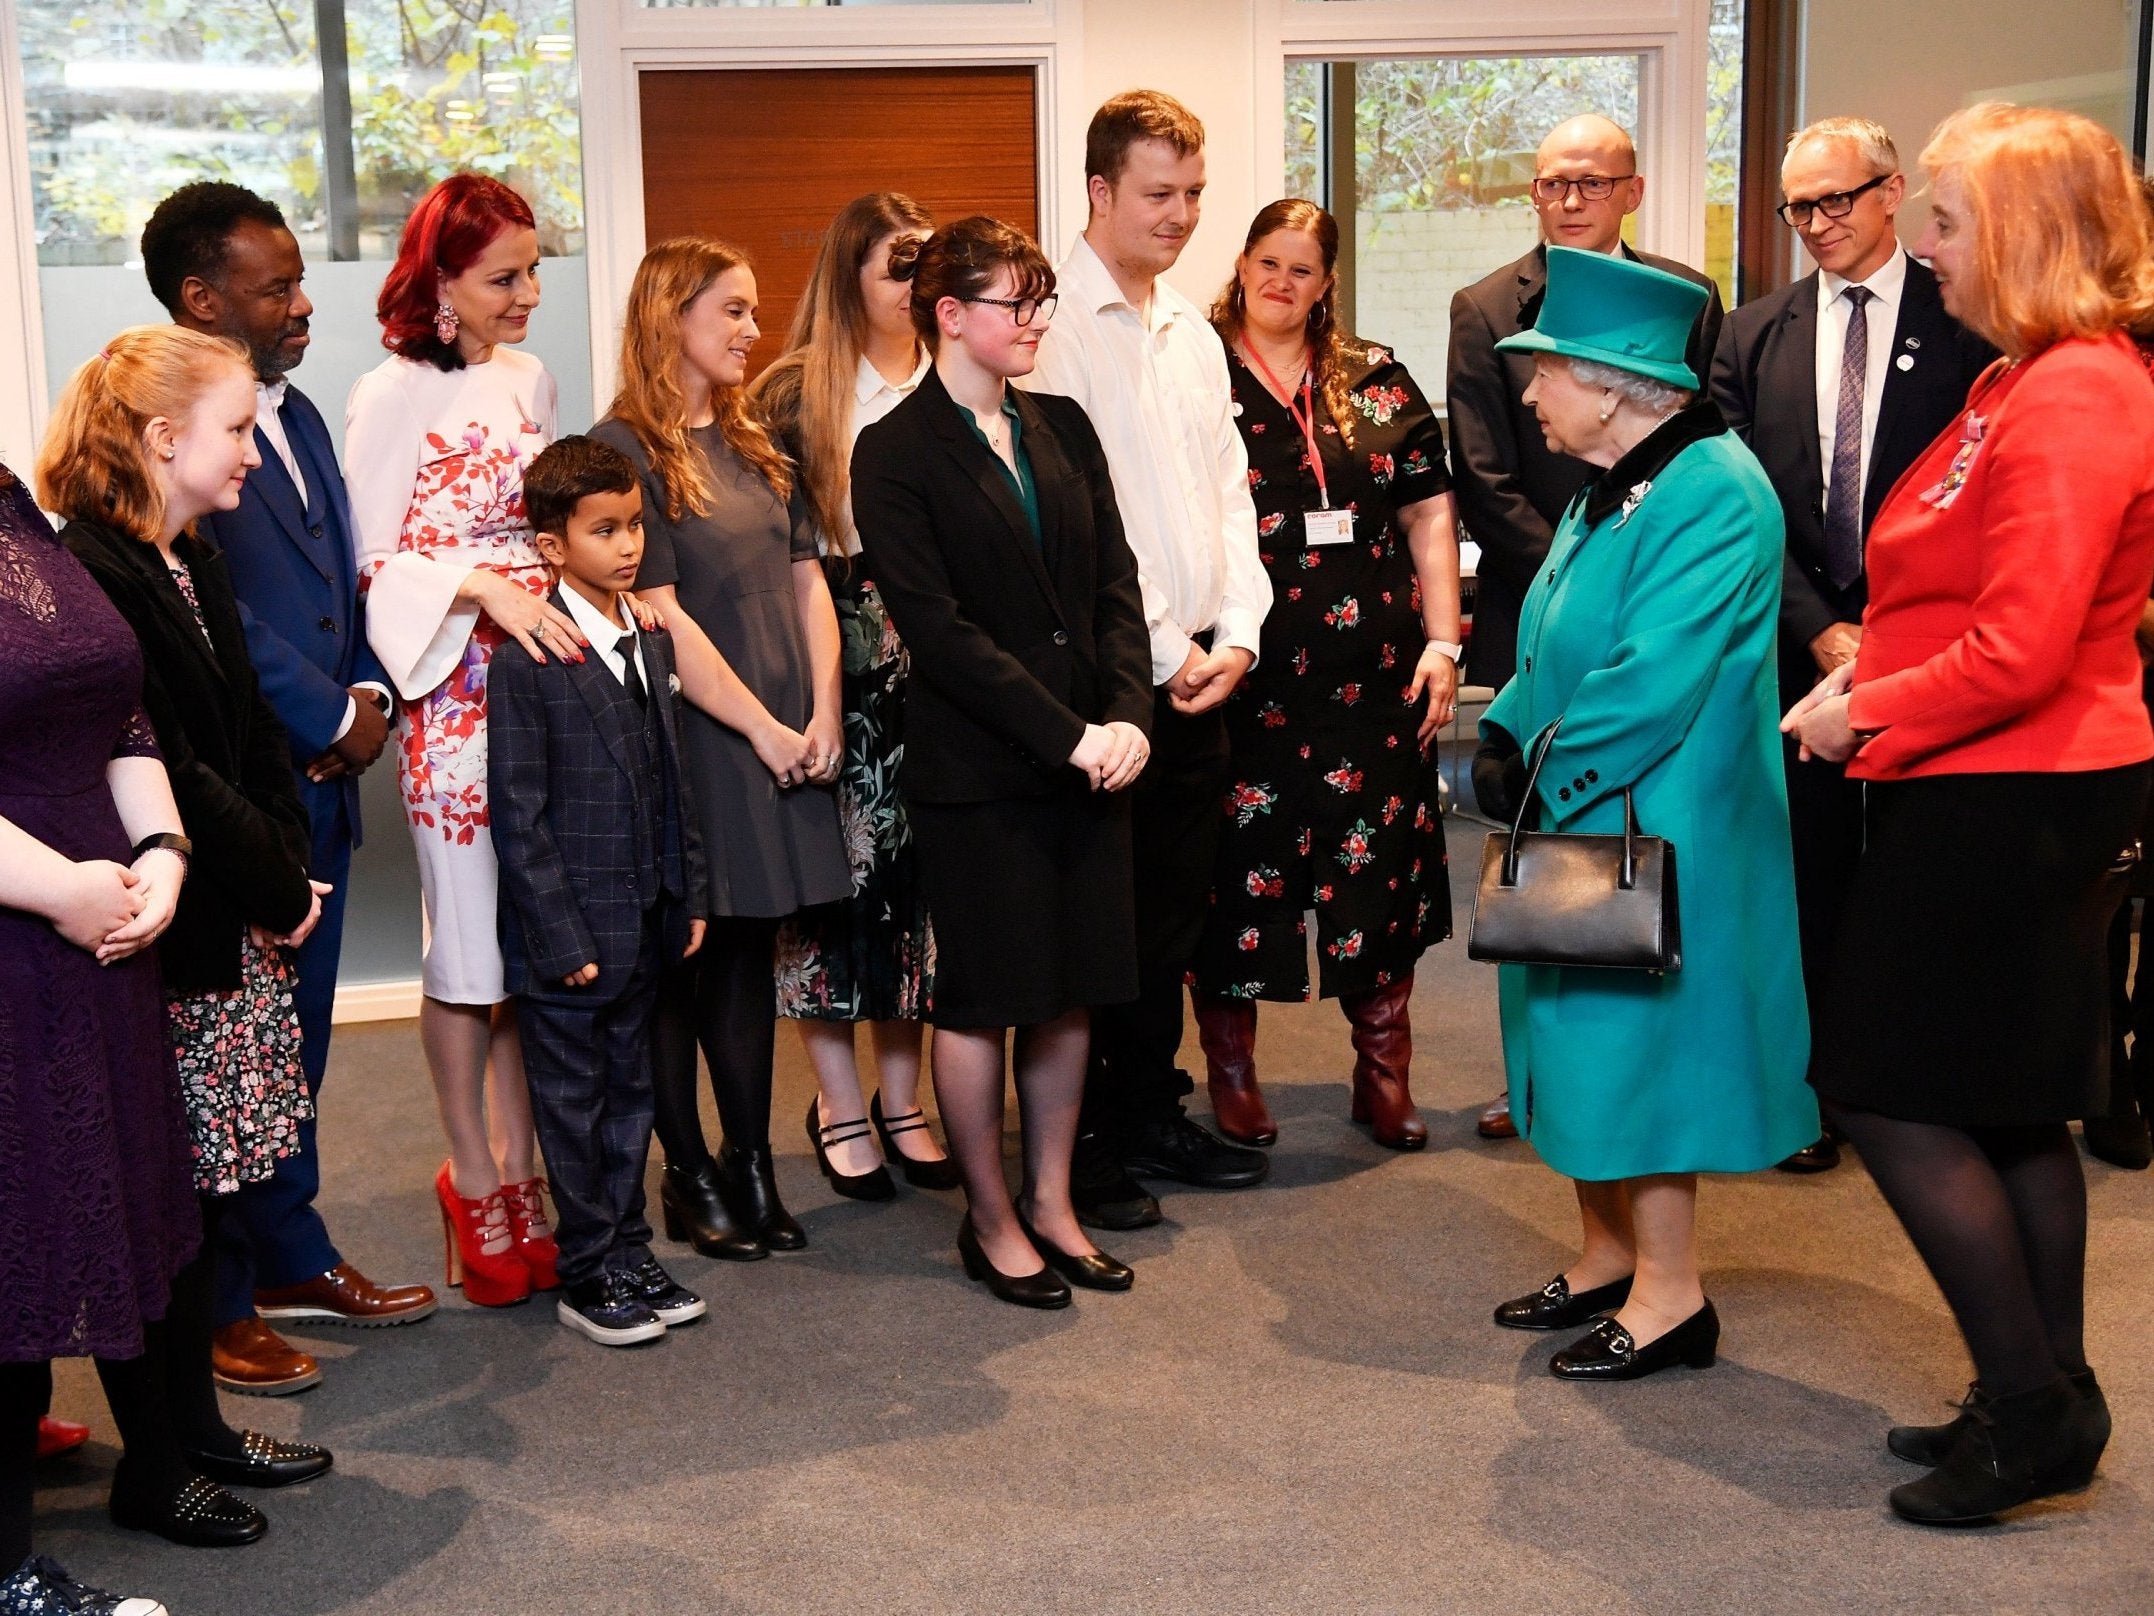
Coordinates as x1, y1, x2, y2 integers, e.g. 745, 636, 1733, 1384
957, 1217, 1070, 1309
1494, 1272, 1634, 1331
659, 1160, 767, 1261
109, 1474, 268, 1547
1549, 1300, 1719, 1380
717, 1140, 807, 1251
182, 1431, 332, 1489
807, 1097, 897, 1201
872, 1092, 964, 1190
1015, 1206, 1133, 1291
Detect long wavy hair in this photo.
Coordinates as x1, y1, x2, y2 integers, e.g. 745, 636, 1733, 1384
609, 237, 792, 522
751, 192, 932, 553
376, 173, 535, 371
1211, 198, 1358, 447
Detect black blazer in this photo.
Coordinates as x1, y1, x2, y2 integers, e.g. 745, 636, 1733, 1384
1708, 253, 1996, 668
486, 592, 707, 995
62, 519, 313, 996
852, 370, 1153, 804
1447, 243, 1724, 686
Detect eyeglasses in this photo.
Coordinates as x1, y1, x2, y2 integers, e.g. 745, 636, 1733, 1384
962, 293, 1058, 327
1530, 174, 1636, 204
1776, 173, 1891, 228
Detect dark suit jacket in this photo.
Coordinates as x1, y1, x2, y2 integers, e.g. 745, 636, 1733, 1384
1448, 243, 1725, 687
486, 593, 707, 995
1708, 253, 1996, 680
197, 381, 388, 844
852, 370, 1154, 804
62, 519, 314, 995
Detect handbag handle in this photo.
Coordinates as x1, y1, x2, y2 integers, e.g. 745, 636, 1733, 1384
1501, 717, 1640, 891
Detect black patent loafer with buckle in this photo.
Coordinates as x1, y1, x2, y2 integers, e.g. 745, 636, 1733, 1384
1494, 1272, 1634, 1331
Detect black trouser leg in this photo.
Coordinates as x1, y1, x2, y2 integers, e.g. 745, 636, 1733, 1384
159, 1197, 240, 1460
654, 916, 779, 1159
94, 1335, 192, 1508
651, 953, 713, 1173
2133, 897, 2154, 1115
0, 1360, 50, 1575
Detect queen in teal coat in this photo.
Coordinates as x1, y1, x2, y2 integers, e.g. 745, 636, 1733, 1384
1476, 248, 1817, 1382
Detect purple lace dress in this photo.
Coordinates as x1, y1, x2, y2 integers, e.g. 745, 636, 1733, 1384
0, 471, 199, 1362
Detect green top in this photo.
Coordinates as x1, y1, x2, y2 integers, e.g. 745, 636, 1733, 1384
960, 390, 1041, 543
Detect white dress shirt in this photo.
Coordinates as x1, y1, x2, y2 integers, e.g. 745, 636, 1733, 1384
1024, 236, 1271, 685
558, 581, 649, 696
256, 378, 310, 510
1814, 248, 1909, 525
839, 349, 930, 556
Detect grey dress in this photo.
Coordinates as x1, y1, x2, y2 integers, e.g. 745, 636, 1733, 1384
594, 418, 850, 918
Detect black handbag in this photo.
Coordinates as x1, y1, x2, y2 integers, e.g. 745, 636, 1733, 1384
1467, 719, 1682, 973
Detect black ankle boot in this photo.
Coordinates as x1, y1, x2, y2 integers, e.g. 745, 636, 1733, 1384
1889, 1377, 2091, 1525
1888, 1366, 2104, 1468
659, 1161, 767, 1261
716, 1141, 806, 1251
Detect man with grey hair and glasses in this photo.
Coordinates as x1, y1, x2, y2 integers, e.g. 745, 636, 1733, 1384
1710, 115, 1993, 1172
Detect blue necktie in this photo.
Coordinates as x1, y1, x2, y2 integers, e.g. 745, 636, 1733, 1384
1824, 285, 1873, 590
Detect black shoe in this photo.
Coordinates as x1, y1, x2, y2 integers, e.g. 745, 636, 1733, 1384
556, 1273, 666, 1347
1549, 1301, 1719, 1380
872, 1091, 965, 1190
1889, 1368, 2106, 1469
1115, 1112, 1270, 1190
1889, 1377, 2096, 1525
1776, 1134, 1842, 1173
109, 1474, 268, 1547
0, 1554, 169, 1615
2083, 1109, 2153, 1170
957, 1216, 1071, 1309
807, 1097, 896, 1201
715, 1141, 807, 1251
1494, 1272, 1634, 1331
659, 1161, 768, 1261
181, 1430, 332, 1489
1015, 1206, 1134, 1292
621, 1256, 707, 1326
1070, 1130, 1162, 1230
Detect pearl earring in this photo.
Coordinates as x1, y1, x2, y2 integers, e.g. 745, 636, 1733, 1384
434, 298, 459, 345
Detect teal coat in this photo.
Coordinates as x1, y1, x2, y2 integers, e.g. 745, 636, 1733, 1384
1481, 406, 1817, 1181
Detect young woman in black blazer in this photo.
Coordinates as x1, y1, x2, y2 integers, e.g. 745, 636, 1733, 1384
853, 217, 1153, 1307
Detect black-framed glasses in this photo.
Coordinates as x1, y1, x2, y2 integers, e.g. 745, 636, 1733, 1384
962, 293, 1058, 326
1530, 174, 1635, 204
1776, 173, 1891, 228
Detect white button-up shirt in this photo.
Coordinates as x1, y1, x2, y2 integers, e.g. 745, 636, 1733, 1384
558, 580, 649, 696
1814, 248, 1909, 523
256, 378, 309, 510
839, 349, 930, 556
1024, 236, 1270, 685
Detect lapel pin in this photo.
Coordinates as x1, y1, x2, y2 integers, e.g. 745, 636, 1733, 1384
1905, 336, 1922, 349
1896, 354, 1916, 371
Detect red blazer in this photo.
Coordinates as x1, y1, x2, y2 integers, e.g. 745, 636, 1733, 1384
1846, 330, 2154, 780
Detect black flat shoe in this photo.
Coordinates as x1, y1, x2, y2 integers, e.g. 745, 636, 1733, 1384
1494, 1272, 1634, 1331
957, 1217, 1070, 1310
807, 1097, 896, 1201
2083, 1109, 2153, 1170
716, 1141, 807, 1251
1115, 1111, 1270, 1190
1549, 1301, 1719, 1380
1070, 1130, 1162, 1230
1015, 1208, 1133, 1292
659, 1161, 767, 1261
109, 1475, 268, 1547
181, 1430, 332, 1489
1775, 1134, 1843, 1173
1889, 1377, 2098, 1525
872, 1092, 964, 1190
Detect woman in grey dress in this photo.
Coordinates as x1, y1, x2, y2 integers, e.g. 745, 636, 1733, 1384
594, 238, 850, 1257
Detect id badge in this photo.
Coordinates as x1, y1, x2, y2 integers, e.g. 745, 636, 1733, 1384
1304, 507, 1355, 546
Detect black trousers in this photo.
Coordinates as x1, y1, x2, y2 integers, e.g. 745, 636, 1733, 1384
517, 922, 663, 1289
1083, 690, 1230, 1133
651, 914, 780, 1166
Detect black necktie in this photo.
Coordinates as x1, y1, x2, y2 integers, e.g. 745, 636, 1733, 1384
1824, 285, 1873, 590
620, 642, 648, 707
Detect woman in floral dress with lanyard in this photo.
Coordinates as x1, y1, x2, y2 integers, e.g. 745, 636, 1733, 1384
348, 175, 572, 1308
1190, 200, 1463, 1151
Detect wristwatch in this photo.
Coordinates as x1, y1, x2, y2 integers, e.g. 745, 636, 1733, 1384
1427, 639, 1464, 664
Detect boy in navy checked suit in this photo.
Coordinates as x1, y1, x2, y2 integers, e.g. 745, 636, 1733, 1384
489, 437, 710, 1347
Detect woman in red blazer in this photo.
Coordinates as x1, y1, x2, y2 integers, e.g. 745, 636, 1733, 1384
1786, 103, 2154, 1528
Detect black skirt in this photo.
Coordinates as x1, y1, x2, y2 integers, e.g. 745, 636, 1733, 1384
910, 791, 1138, 1029
1811, 764, 2149, 1125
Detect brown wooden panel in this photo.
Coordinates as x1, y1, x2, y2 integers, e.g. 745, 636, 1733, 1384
639, 66, 1038, 376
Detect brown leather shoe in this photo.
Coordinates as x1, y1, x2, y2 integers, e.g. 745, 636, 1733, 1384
1194, 992, 1277, 1146
211, 1318, 322, 1396
255, 1262, 439, 1327
1477, 1094, 1519, 1140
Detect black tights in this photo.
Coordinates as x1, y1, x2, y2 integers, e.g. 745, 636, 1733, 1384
650, 916, 779, 1169
1828, 1104, 2087, 1396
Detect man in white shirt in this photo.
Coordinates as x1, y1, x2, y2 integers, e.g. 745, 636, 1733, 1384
1027, 90, 1274, 1226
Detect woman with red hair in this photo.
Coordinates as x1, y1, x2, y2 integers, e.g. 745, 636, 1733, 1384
346, 173, 573, 1310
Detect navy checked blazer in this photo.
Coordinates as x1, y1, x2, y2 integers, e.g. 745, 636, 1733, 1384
487, 589, 708, 994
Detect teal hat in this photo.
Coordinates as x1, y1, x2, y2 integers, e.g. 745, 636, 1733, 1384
1496, 246, 1709, 390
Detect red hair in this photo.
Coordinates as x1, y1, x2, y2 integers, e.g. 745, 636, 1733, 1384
376, 173, 536, 370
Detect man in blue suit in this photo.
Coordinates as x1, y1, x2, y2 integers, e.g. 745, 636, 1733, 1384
146, 184, 437, 1395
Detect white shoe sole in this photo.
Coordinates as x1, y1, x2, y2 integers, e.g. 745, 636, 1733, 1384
255, 1297, 439, 1327
652, 1297, 707, 1326
555, 1301, 665, 1346
116, 1600, 170, 1616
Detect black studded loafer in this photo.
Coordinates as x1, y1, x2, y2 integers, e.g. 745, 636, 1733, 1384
1549, 1301, 1719, 1381
109, 1474, 268, 1547
182, 1430, 333, 1489
1494, 1272, 1634, 1331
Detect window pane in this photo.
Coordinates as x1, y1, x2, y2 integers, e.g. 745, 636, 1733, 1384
641, 1, 1020, 9
1706, 0, 1744, 306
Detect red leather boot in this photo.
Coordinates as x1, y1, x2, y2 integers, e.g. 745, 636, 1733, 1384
1194, 992, 1277, 1146
1344, 976, 1426, 1150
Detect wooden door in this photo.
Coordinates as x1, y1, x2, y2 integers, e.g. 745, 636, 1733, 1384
639, 66, 1039, 377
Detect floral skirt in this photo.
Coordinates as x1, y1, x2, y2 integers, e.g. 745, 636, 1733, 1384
166, 934, 312, 1195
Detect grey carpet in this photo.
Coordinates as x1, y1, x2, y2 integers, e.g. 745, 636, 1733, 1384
33, 828, 2154, 1615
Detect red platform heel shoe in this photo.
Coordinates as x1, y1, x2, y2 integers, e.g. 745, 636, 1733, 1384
36, 1416, 89, 1460
503, 1176, 560, 1292
434, 1162, 532, 1307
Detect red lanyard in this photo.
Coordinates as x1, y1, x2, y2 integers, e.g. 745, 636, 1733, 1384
1243, 344, 1330, 509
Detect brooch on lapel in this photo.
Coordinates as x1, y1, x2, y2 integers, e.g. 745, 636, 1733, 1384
667, 673, 682, 697
1919, 411, 1987, 510
1615, 480, 1653, 528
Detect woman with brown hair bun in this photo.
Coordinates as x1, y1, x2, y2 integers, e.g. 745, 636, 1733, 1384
594, 238, 851, 1259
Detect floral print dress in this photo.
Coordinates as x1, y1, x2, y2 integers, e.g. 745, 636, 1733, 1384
1190, 338, 1454, 1003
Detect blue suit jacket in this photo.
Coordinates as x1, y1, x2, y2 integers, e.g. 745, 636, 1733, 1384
197, 381, 388, 846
